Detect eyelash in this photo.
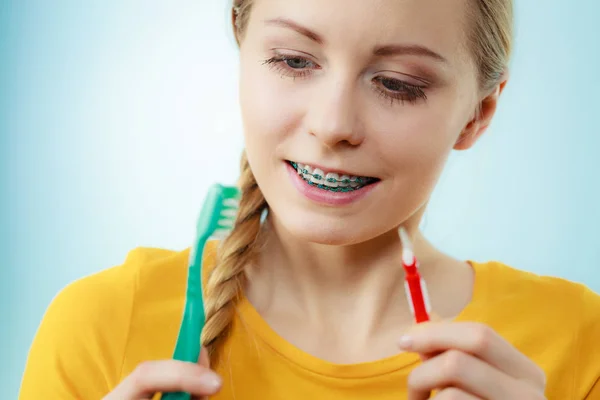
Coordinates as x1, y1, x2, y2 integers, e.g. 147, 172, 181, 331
262, 54, 428, 105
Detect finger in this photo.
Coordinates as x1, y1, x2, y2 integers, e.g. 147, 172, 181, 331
402, 312, 445, 335
433, 387, 480, 399
151, 348, 212, 400
407, 388, 431, 400
399, 322, 544, 386
106, 360, 222, 399
427, 311, 444, 323
402, 312, 444, 363
407, 350, 516, 400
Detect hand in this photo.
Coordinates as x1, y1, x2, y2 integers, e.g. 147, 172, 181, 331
398, 322, 547, 399
103, 348, 222, 400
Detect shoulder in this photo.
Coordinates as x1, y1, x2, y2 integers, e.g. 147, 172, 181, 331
20, 247, 193, 398
473, 260, 600, 327
54, 246, 194, 358
577, 280, 600, 397
486, 260, 600, 336
48, 246, 191, 330
472, 261, 600, 396
472, 260, 599, 311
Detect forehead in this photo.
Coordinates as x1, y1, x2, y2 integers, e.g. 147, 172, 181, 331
249, 0, 473, 66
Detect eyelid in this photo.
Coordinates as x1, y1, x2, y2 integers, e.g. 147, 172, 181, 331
269, 49, 431, 85
374, 70, 431, 86
267, 50, 323, 74
271, 48, 320, 63
263, 51, 428, 105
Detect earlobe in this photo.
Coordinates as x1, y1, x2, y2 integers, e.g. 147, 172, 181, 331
454, 120, 483, 151
499, 69, 509, 94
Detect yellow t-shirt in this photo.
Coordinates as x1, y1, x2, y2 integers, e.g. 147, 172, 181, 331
19, 245, 600, 399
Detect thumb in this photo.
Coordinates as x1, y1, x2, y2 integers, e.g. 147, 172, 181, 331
425, 310, 443, 324
403, 311, 445, 362
404, 311, 444, 335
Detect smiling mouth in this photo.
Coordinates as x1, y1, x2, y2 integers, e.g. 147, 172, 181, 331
287, 160, 380, 192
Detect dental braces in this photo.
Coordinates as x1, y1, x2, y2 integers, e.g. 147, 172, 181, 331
305, 179, 364, 192
289, 161, 370, 185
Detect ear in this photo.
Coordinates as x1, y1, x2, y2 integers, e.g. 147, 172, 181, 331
454, 73, 509, 151
231, 7, 241, 45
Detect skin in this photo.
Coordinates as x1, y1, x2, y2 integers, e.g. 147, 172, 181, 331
240, 0, 545, 398
240, 0, 486, 362
103, 348, 221, 400
104, 0, 545, 398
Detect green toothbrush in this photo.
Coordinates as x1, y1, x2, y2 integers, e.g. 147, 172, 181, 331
161, 183, 240, 400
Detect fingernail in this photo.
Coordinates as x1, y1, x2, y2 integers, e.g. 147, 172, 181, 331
199, 371, 222, 392
398, 335, 413, 350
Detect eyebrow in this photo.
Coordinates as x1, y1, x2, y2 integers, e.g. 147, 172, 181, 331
374, 44, 448, 64
264, 17, 448, 64
265, 18, 324, 44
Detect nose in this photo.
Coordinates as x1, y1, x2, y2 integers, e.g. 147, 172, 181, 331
307, 79, 364, 148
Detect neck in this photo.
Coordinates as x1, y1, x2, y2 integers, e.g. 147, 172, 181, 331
245, 213, 444, 339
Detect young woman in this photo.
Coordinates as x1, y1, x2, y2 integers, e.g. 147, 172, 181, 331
20, 0, 600, 399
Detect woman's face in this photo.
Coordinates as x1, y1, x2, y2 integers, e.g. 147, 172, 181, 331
239, 0, 486, 245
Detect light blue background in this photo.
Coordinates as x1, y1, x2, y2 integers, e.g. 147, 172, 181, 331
2, 1, 599, 398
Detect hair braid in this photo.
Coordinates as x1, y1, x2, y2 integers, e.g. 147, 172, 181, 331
201, 151, 266, 364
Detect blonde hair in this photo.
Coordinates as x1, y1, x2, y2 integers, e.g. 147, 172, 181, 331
201, 152, 266, 361
202, 0, 514, 363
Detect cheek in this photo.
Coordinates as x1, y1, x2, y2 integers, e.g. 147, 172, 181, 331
239, 56, 302, 150
236, 45, 472, 244
369, 97, 466, 218
377, 101, 462, 179
238, 54, 308, 212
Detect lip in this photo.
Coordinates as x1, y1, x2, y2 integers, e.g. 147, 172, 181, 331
285, 161, 379, 206
289, 160, 377, 179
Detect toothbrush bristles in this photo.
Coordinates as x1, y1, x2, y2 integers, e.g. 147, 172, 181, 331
398, 227, 412, 251
218, 219, 234, 227
398, 227, 415, 265
221, 209, 238, 218
223, 198, 240, 208
212, 228, 232, 239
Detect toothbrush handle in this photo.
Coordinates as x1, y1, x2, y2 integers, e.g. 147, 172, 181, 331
162, 237, 209, 400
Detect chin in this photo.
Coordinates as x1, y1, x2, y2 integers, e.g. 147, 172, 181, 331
272, 210, 390, 246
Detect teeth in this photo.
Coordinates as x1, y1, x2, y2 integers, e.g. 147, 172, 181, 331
338, 175, 350, 188
292, 162, 371, 188
310, 168, 325, 185
302, 165, 313, 180
324, 172, 339, 188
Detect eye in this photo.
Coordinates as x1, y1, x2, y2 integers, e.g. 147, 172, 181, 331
285, 57, 312, 69
380, 78, 405, 91
373, 76, 427, 105
263, 53, 320, 79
